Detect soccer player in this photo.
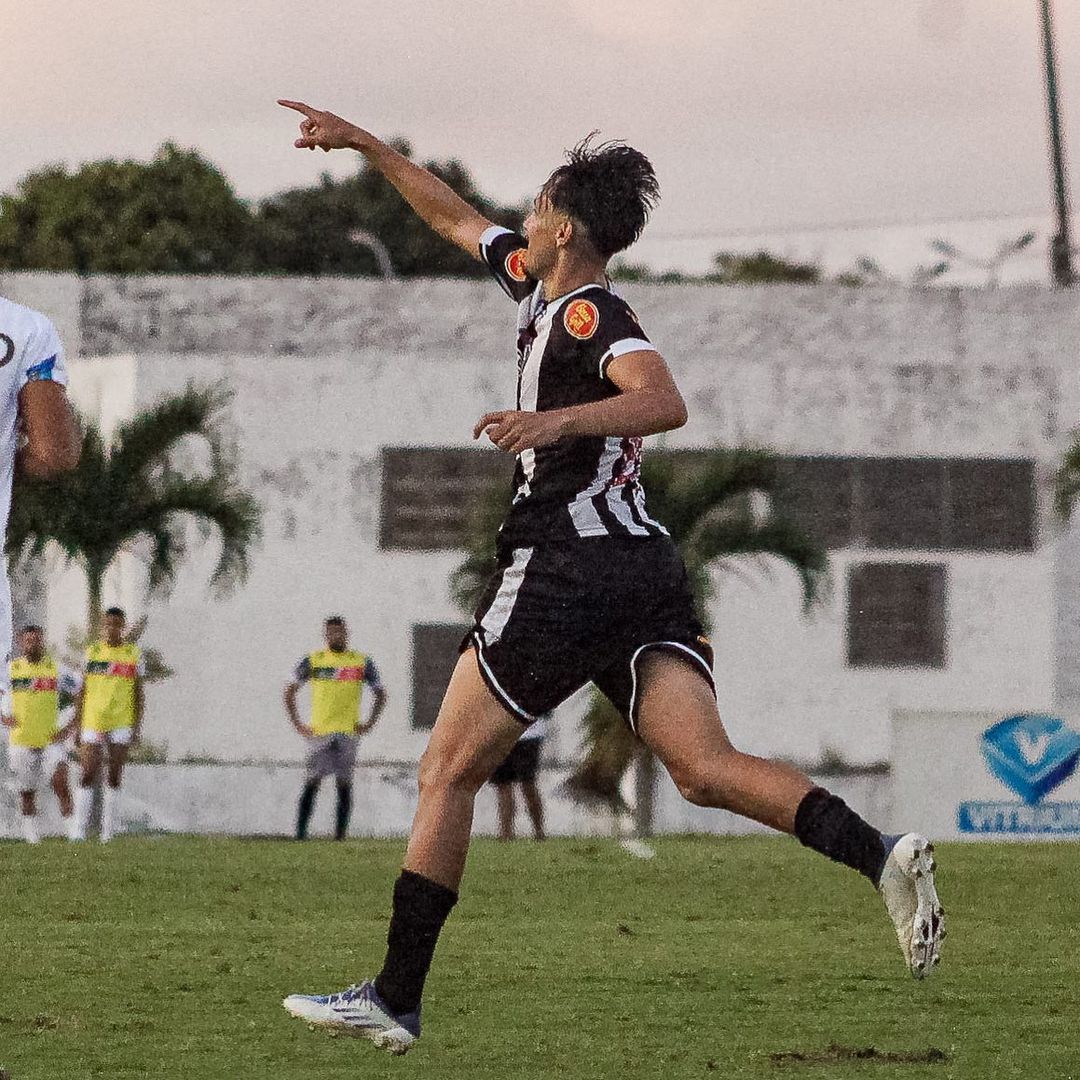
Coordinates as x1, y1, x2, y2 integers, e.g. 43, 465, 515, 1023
71, 606, 145, 843
277, 101, 945, 1054
284, 615, 387, 841
489, 717, 546, 841
2, 625, 83, 843
0, 296, 80, 680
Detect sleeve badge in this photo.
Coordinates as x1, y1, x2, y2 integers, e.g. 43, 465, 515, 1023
505, 248, 529, 282
564, 299, 600, 340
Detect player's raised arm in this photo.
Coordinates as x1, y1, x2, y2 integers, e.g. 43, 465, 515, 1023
278, 100, 493, 259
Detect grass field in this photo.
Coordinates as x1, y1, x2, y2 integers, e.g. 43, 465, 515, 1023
1, 835, 1077, 1080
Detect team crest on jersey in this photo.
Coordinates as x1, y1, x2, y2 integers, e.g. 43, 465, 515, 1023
564, 299, 599, 340
505, 248, 529, 282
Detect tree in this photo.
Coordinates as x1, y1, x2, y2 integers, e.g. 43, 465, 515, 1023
706, 250, 822, 285
7, 383, 262, 633
0, 144, 256, 274
253, 140, 524, 277
451, 448, 829, 826
1053, 433, 1080, 523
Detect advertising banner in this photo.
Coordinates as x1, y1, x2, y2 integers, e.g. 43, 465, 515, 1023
892, 710, 1080, 841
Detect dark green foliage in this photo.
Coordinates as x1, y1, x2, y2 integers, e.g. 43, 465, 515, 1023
6, 382, 261, 629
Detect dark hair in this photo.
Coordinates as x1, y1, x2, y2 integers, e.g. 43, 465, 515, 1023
325, 615, 345, 627
542, 134, 660, 259
104, 607, 126, 620
19, 624, 43, 634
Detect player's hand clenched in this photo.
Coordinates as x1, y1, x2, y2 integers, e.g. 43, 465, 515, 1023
474, 409, 569, 454
278, 100, 366, 152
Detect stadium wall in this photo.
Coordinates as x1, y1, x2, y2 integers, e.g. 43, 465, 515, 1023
2, 273, 1079, 777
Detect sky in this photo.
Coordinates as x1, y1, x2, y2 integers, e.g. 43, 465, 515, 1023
3, 0, 1078, 283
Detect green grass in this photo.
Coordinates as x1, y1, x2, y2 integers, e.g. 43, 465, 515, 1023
0, 836, 1077, 1079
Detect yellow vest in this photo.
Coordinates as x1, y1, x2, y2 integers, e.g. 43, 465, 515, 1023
8, 656, 61, 749
308, 649, 368, 736
82, 642, 141, 733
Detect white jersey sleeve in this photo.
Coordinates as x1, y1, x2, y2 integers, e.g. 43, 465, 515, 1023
8, 308, 69, 389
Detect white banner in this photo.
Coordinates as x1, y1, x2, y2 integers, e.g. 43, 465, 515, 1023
892, 710, 1080, 841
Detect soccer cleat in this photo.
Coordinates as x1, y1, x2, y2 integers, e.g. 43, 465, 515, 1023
282, 980, 419, 1054
878, 833, 945, 979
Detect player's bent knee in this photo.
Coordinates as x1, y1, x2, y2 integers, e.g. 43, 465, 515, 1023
417, 747, 489, 799
666, 757, 735, 809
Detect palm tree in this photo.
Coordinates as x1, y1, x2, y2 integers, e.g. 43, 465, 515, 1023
7, 382, 262, 633
452, 447, 830, 831
1053, 433, 1080, 522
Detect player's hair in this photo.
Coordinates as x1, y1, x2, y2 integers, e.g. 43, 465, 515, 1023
324, 615, 346, 627
541, 134, 660, 260
19, 624, 43, 634
104, 606, 126, 620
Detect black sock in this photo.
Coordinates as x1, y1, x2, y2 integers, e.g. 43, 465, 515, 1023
794, 787, 888, 886
334, 781, 353, 841
296, 780, 319, 840
374, 870, 458, 1016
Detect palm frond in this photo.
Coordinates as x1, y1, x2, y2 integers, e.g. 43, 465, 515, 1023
108, 382, 232, 482
685, 511, 830, 614
449, 478, 513, 614
1053, 434, 1080, 522
560, 691, 637, 811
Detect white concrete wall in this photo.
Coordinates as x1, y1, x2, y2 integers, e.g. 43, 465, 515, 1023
1, 273, 1078, 769
0, 760, 886, 841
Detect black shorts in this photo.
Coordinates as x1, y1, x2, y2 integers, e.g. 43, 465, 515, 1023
490, 736, 542, 785
464, 536, 714, 730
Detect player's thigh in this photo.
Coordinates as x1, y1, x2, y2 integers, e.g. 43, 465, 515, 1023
79, 738, 104, 777
419, 647, 527, 793
105, 737, 130, 771
634, 648, 734, 778
10, 746, 43, 793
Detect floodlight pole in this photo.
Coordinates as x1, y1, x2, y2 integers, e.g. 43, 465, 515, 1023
1039, 0, 1075, 286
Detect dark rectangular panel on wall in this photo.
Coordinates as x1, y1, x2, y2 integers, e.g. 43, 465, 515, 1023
859, 458, 948, 550
948, 459, 1036, 551
411, 623, 470, 729
847, 562, 947, 669
380, 448, 512, 550
776, 457, 855, 549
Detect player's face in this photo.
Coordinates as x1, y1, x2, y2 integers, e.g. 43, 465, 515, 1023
522, 192, 570, 278
324, 622, 348, 651
19, 629, 44, 662
103, 614, 125, 646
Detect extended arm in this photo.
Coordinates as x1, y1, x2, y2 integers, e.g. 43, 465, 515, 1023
474, 350, 687, 454
132, 676, 144, 744
18, 381, 81, 478
279, 100, 492, 258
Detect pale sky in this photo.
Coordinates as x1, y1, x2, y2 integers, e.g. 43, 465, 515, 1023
3, 0, 1078, 282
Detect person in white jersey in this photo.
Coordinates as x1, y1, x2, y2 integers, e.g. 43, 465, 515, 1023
0, 297, 81, 680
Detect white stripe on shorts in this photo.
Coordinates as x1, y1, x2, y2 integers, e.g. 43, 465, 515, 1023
479, 546, 534, 642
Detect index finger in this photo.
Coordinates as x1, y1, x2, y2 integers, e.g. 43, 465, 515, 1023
278, 99, 319, 119
473, 412, 505, 439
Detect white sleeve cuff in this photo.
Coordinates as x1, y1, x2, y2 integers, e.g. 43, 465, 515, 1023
599, 338, 658, 377
478, 224, 514, 251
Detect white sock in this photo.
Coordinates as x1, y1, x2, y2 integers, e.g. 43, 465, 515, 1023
73, 786, 93, 841
63, 814, 79, 841
21, 814, 40, 845
101, 785, 120, 842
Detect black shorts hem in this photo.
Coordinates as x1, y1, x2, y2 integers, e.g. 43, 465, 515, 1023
467, 632, 538, 726
627, 640, 716, 733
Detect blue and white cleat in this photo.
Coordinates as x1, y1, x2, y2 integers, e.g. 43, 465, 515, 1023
878, 833, 946, 980
283, 980, 419, 1054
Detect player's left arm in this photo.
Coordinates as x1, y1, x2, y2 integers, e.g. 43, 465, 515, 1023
132, 656, 146, 745
475, 350, 686, 453
358, 658, 387, 734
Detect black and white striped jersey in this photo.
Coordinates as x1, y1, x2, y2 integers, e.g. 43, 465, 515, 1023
478, 225, 669, 545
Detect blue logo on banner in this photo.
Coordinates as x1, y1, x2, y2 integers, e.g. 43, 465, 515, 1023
958, 714, 1080, 834
981, 714, 1080, 805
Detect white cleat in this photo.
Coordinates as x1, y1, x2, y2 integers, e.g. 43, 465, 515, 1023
282, 980, 419, 1055
878, 833, 945, 980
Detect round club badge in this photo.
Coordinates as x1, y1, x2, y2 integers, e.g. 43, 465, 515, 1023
505, 248, 528, 282
564, 299, 599, 340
